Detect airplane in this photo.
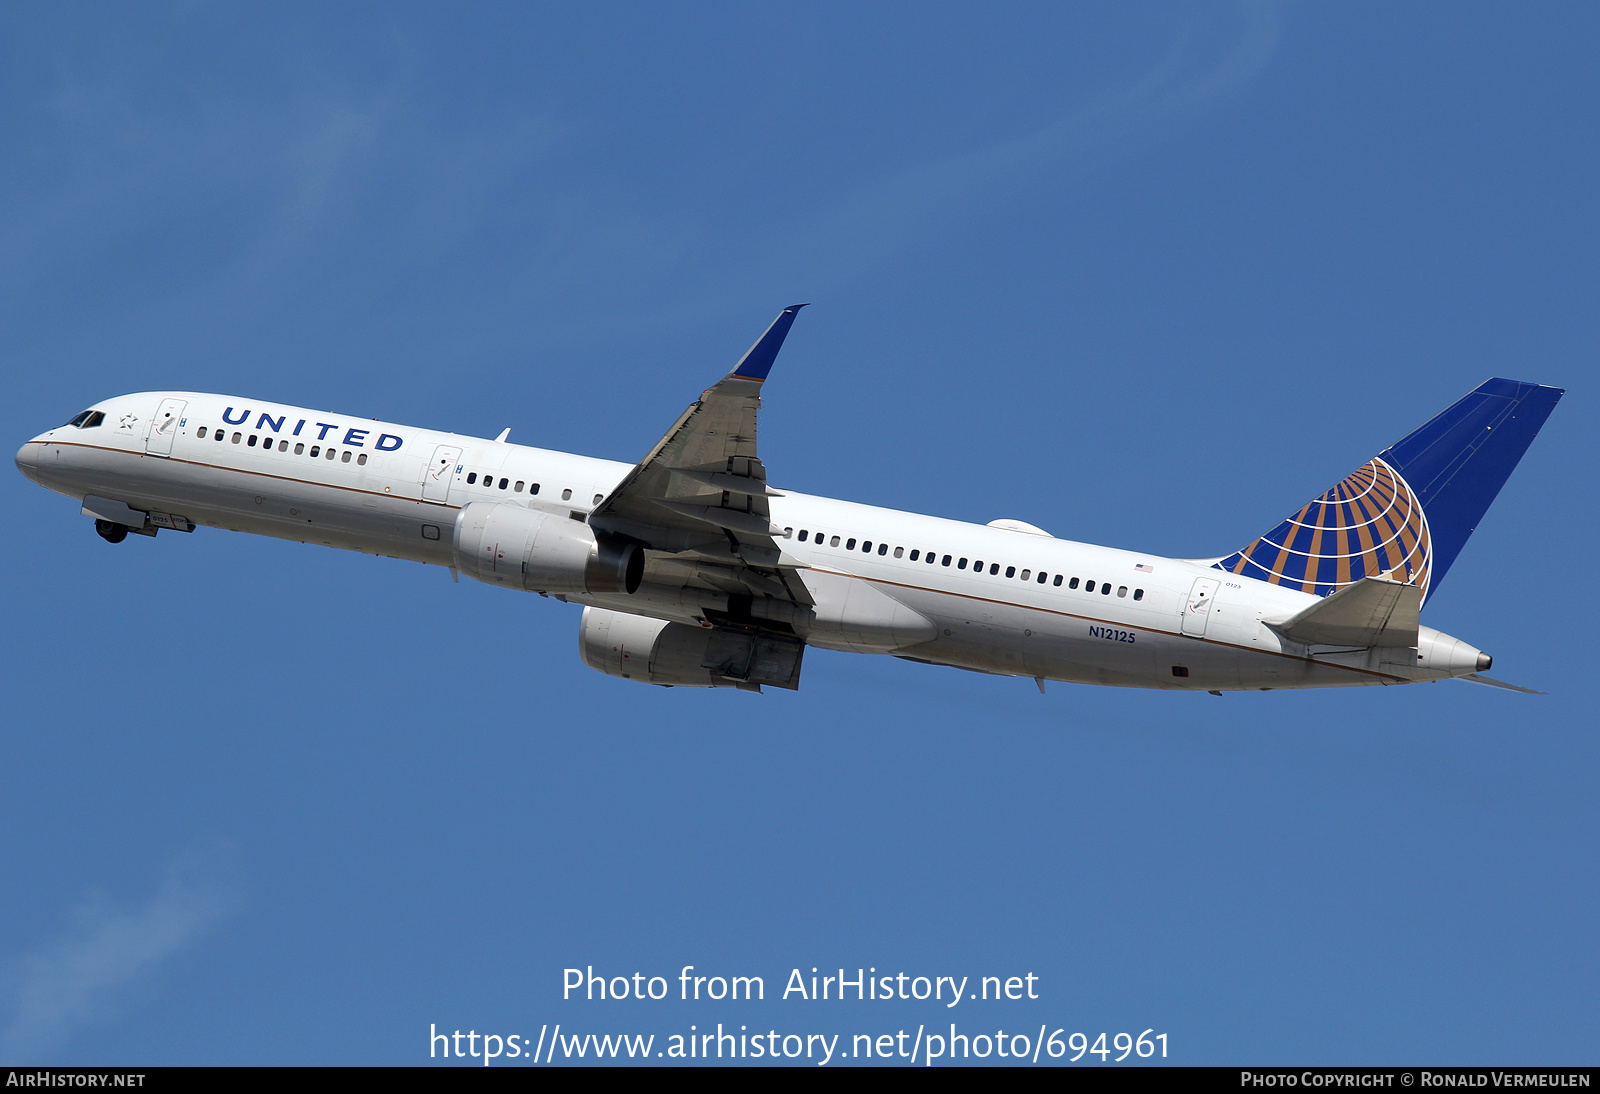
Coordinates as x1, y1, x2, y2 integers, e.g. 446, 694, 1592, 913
15, 306, 1563, 695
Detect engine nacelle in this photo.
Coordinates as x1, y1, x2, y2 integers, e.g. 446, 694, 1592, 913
453, 501, 643, 595
579, 606, 804, 690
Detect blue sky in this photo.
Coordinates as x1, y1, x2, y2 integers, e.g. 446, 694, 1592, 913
2, 2, 1595, 1066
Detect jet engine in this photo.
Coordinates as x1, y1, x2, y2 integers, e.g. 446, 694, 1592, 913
578, 606, 804, 691
453, 501, 643, 595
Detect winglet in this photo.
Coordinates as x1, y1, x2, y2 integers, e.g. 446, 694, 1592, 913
729, 304, 809, 381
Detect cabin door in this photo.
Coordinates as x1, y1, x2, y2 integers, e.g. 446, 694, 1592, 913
144, 398, 187, 457
422, 445, 464, 504
1182, 577, 1220, 637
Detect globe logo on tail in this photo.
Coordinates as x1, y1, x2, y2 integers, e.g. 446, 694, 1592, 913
1215, 457, 1432, 602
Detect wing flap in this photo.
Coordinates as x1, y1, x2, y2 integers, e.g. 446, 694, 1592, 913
653, 499, 786, 537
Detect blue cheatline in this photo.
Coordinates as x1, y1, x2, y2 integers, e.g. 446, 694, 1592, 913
1216, 378, 1564, 605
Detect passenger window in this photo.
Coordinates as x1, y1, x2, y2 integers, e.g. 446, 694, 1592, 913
294, 443, 305, 455
927, 552, 937, 564
1085, 580, 1094, 592
530, 484, 540, 495
846, 538, 857, 550
560, 488, 571, 500
830, 535, 840, 547
278, 440, 288, 452
1069, 577, 1079, 589
1020, 569, 1031, 581
941, 554, 952, 566
593, 494, 603, 505
893, 546, 903, 558
1005, 566, 1015, 578
798, 530, 808, 542
197, 426, 208, 439
232, 433, 241, 444
310, 446, 320, 457
784, 527, 793, 538
1053, 574, 1063, 586
357, 453, 367, 465
500, 478, 509, 489
216, 431, 225, 442
909, 549, 919, 561
1133, 588, 1144, 601
862, 540, 871, 552
248, 435, 257, 447
973, 560, 983, 572
514, 481, 524, 492
1038, 572, 1048, 584
958, 558, 968, 570
1118, 586, 1127, 597
467, 473, 477, 484
341, 451, 351, 463
326, 448, 336, 460
990, 563, 999, 575
877, 543, 887, 555
1101, 583, 1111, 595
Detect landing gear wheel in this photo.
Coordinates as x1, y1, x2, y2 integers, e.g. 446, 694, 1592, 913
94, 519, 128, 544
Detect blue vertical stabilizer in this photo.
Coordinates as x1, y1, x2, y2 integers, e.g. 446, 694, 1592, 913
1217, 379, 1563, 604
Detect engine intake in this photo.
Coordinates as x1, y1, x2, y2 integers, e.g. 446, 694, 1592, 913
453, 501, 643, 595
579, 607, 804, 691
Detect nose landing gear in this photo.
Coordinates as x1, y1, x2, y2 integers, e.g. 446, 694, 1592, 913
94, 519, 129, 544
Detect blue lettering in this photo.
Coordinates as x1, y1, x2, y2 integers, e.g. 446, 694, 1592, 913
314, 422, 338, 441
375, 433, 403, 452
256, 413, 286, 433
222, 407, 250, 425
293, 419, 306, 436
1086, 625, 1136, 644
342, 428, 370, 448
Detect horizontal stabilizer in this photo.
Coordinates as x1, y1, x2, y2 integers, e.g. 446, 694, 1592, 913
1459, 673, 1544, 695
1268, 575, 1420, 648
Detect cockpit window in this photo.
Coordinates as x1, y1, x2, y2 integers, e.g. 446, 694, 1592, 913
65, 410, 104, 428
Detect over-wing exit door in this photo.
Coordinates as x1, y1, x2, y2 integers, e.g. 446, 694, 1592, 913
422, 445, 463, 504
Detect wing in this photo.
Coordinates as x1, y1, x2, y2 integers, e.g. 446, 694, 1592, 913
588, 305, 813, 625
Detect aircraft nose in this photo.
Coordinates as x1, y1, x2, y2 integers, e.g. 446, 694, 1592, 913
15, 440, 40, 485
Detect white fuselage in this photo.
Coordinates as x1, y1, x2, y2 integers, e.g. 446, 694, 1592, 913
17, 391, 1489, 692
